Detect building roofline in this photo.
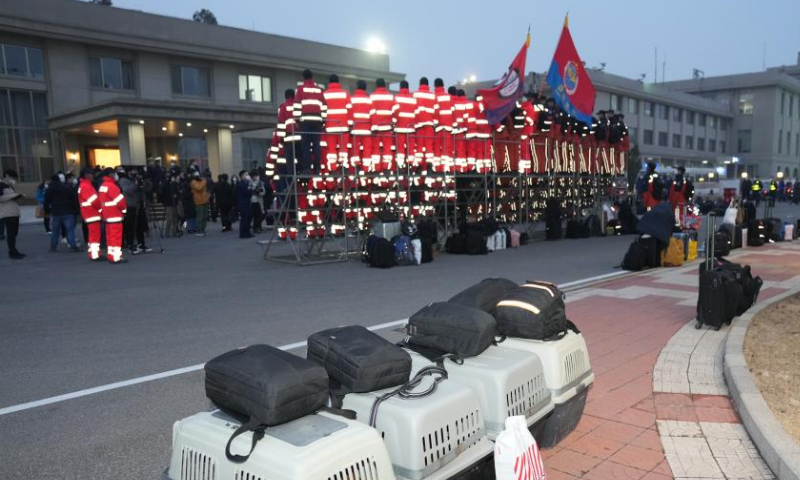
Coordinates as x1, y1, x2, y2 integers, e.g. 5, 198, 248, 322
663, 70, 800, 94
0, 0, 405, 82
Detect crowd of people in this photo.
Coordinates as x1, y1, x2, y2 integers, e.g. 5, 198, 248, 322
741, 176, 800, 205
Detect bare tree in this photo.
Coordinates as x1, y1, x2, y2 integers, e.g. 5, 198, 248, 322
193, 9, 218, 25
90, 0, 113, 5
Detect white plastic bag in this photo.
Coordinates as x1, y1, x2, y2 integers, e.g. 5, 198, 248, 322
494, 416, 546, 480
411, 238, 422, 265
722, 200, 738, 226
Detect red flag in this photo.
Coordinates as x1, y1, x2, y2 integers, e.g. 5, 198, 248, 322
478, 33, 530, 125
546, 16, 595, 124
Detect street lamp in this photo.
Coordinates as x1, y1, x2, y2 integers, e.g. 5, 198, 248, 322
777, 171, 784, 179
741, 172, 749, 179
469, 74, 477, 83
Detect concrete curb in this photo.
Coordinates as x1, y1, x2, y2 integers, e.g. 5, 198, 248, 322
724, 286, 800, 480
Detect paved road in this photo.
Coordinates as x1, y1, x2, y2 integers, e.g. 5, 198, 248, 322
1, 201, 798, 480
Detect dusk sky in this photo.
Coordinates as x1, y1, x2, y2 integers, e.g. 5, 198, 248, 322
112, 0, 800, 85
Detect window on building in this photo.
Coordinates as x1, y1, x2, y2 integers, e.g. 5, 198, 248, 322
685, 111, 695, 124
737, 130, 752, 153
697, 138, 705, 151
672, 134, 681, 148
708, 139, 716, 152
720, 119, 728, 131
720, 141, 726, 154
708, 116, 716, 128
0, 44, 44, 79
697, 113, 706, 127
738, 92, 754, 114
89, 56, 134, 90
779, 129, 783, 154
627, 97, 638, 114
171, 65, 210, 97
655, 104, 667, 120
685, 135, 694, 149
242, 137, 269, 169
629, 127, 638, 142
644, 101, 654, 117
609, 94, 619, 111
657, 131, 668, 146
788, 132, 792, 156
781, 91, 785, 115
0, 89, 51, 182
238, 74, 272, 103
673, 108, 682, 122
643, 129, 654, 145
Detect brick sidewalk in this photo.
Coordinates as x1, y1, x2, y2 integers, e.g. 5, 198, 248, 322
542, 243, 800, 480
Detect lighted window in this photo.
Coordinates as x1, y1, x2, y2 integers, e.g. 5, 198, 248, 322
238, 74, 272, 103
738, 93, 754, 115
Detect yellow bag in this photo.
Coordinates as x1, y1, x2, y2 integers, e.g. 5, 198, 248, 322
687, 239, 698, 262
661, 237, 685, 267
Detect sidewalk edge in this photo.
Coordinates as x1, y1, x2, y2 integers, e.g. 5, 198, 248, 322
724, 286, 800, 480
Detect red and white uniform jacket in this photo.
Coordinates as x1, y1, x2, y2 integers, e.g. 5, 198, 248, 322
474, 97, 491, 138
98, 176, 126, 223
393, 87, 417, 134
521, 101, 538, 138
413, 85, 436, 129
322, 82, 352, 133
78, 178, 102, 223
350, 89, 373, 135
433, 87, 454, 132
452, 96, 469, 134
293, 79, 325, 122
370, 87, 395, 132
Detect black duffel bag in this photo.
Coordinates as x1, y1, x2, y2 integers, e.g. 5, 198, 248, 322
205, 345, 329, 463
307, 325, 412, 394
493, 281, 571, 340
448, 277, 518, 312
406, 302, 496, 358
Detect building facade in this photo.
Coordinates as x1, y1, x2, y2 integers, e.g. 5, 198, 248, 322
664, 61, 800, 180
0, 0, 403, 194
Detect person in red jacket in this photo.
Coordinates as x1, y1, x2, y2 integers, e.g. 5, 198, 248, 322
370, 78, 395, 171
519, 96, 538, 174
350, 80, 373, 172
98, 168, 127, 263
452, 89, 470, 172
268, 89, 298, 181
469, 94, 492, 173
78, 168, 102, 261
413, 77, 436, 169
393, 80, 417, 169
433, 78, 454, 172
322, 74, 352, 173
293, 69, 325, 174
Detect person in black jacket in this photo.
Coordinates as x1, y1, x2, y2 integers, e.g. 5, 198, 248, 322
161, 173, 181, 237
214, 174, 235, 232
44, 174, 80, 252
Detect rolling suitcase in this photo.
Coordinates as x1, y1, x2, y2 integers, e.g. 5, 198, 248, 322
696, 215, 742, 331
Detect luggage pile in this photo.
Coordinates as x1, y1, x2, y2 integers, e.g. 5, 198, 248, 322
444, 220, 523, 255
696, 213, 764, 331
162, 277, 594, 480
363, 219, 438, 268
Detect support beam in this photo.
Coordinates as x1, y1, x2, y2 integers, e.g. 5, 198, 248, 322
207, 127, 234, 177
118, 121, 146, 166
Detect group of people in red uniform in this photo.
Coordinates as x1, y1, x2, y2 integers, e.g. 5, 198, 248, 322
265, 69, 631, 239
78, 168, 129, 263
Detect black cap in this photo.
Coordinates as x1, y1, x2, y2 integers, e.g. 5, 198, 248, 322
376, 78, 386, 88
457, 89, 466, 97
80, 168, 93, 178
434, 78, 444, 87
302, 69, 313, 80
447, 86, 457, 95
329, 74, 339, 84
420, 77, 429, 86
284, 88, 295, 99
400, 80, 409, 89
357, 79, 367, 90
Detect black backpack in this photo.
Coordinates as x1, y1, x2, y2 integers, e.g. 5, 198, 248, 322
366, 234, 396, 268
406, 302, 497, 358
205, 345, 330, 462
492, 281, 572, 340
466, 230, 488, 255
651, 176, 665, 200
445, 233, 467, 254
449, 278, 519, 312
622, 239, 646, 271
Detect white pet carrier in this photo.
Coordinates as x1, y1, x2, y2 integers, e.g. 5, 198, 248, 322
406, 346, 554, 440
164, 410, 396, 480
499, 330, 594, 448
342, 374, 491, 480
500, 330, 594, 404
